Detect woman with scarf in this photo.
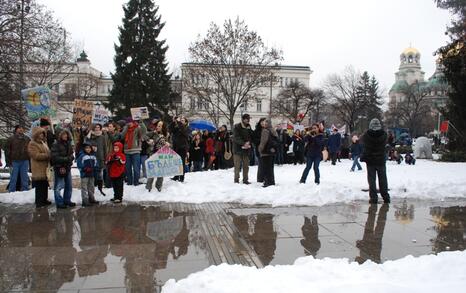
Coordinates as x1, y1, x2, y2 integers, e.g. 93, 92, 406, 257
120, 119, 147, 186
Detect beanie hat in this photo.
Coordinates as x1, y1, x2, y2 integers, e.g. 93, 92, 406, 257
369, 118, 382, 131
39, 118, 50, 127
242, 113, 250, 120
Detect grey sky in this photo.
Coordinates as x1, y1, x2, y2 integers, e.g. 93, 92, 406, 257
40, 0, 451, 97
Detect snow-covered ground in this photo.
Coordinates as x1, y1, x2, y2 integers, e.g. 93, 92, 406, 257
162, 251, 466, 293
1, 159, 466, 206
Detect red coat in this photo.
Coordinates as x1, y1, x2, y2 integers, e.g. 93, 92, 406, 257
106, 142, 126, 178
205, 137, 215, 155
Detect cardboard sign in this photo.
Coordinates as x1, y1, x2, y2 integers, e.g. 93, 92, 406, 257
145, 146, 183, 178
146, 217, 183, 242
130, 107, 149, 120
92, 104, 110, 125
72, 99, 94, 129
21, 86, 57, 120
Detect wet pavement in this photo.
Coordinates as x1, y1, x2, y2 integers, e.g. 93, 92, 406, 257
0, 199, 465, 292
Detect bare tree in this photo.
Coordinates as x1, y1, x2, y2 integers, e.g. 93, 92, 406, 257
324, 66, 364, 132
271, 81, 323, 123
184, 17, 282, 129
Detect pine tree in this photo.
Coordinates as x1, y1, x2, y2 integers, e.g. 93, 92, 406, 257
108, 0, 171, 119
356, 72, 383, 125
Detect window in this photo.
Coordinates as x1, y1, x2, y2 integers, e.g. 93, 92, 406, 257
190, 97, 195, 110
197, 98, 203, 110
256, 100, 262, 112
280, 77, 283, 87
65, 83, 77, 95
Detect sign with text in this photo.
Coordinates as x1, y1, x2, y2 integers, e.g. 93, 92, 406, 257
130, 106, 149, 120
21, 86, 57, 120
145, 147, 183, 178
92, 103, 110, 125
72, 99, 94, 129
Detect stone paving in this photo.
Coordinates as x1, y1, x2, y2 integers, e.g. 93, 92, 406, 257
0, 198, 465, 292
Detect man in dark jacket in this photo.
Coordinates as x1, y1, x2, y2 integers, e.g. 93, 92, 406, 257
6, 125, 30, 192
327, 128, 341, 165
361, 118, 390, 204
232, 114, 252, 184
51, 130, 75, 208
170, 116, 190, 182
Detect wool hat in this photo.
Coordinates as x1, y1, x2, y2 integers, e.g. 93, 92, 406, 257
242, 113, 250, 120
39, 118, 50, 127
369, 118, 382, 131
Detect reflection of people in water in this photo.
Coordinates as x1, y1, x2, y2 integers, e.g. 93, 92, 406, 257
430, 206, 466, 253
252, 214, 277, 266
171, 215, 190, 260
300, 215, 321, 257
355, 204, 389, 264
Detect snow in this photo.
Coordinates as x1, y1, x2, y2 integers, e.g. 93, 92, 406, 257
161, 251, 466, 293
1, 160, 466, 206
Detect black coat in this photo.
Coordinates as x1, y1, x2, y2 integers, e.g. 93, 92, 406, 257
233, 123, 252, 155
189, 140, 205, 162
170, 121, 191, 152
361, 130, 387, 165
50, 139, 74, 170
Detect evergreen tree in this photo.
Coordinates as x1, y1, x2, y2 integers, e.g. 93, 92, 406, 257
108, 0, 171, 119
356, 72, 383, 127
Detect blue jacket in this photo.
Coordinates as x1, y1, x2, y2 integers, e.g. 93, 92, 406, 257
327, 132, 342, 153
350, 142, 363, 157
305, 134, 324, 158
76, 151, 98, 178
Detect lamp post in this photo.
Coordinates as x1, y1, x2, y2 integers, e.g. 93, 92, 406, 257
17, 0, 31, 125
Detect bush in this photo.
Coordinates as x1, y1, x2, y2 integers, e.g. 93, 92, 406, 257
440, 151, 466, 162
395, 145, 413, 154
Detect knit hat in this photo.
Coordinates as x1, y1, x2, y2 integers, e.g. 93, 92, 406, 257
369, 118, 382, 131
242, 113, 250, 120
39, 118, 50, 127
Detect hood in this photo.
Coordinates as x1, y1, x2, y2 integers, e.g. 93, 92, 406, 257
58, 130, 71, 142
32, 127, 46, 142
113, 142, 124, 153
365, 129, 387, 143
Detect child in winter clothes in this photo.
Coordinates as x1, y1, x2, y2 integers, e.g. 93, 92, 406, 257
76, 141, 99, 206
350, 135, 363, 172
106, 142, 126, 203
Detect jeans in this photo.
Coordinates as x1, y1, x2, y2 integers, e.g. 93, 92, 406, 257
351, 155, 362, 171
125, 153, 141, 185
8, 160, 29, 192
192, 161, 203, 172
366, 164, 390, 202
275, 145, 284, 165
81, 177, 95, 205
54, 169, 73, 206
140, 154, 148, 178
300, 155, 321, 184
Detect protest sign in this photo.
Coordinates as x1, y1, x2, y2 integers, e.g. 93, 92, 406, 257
72, 99, 94, 129
146, 217, 183, 242
92, 103, 110, 125
145, 146, 183, 178
130, 107, 149, 120
21, 86, 57, 120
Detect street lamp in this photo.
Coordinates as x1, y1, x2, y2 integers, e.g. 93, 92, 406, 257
17, 0, 31, 125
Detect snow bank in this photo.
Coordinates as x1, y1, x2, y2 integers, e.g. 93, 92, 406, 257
162, 251, 466, 293
1, 160, 466, 206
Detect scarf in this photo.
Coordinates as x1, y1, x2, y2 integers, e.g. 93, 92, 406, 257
125, 122, 138, 149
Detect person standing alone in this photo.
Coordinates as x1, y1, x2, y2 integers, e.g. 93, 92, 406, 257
360, 118, 390, 204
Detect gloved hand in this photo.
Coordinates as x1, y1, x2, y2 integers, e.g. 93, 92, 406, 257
84, 167, 93, 175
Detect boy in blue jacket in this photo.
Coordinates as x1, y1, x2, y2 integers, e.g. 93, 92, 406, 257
77, 141, 99, 206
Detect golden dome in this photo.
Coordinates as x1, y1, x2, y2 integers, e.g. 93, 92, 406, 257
402, 47, 420, 55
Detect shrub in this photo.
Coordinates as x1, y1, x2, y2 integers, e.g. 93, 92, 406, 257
440, 151, 466, 162
395, 145, 413, 154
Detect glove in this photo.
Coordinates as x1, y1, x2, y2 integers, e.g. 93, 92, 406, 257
114, 156, 121, 161
84, 167, 93, 175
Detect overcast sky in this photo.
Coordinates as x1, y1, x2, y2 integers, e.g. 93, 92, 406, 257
40, 0, 452, 97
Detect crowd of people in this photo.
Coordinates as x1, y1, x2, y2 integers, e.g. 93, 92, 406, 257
1, 113, 400, 208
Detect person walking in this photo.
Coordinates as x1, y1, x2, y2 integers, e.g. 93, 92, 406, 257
258, 119, 278, 187
106, 142, 126, 203
27, 127, 51, 208
50, 130, 75, 209
6, 125, 30, 192
146, 120, 170, 192
76, 141, 99, 207
350, 135, 363, 172
300, 123, 324, 185
232, 114, 253, 184
121, 119, 146, 185
360, 118, 390, 204
327, 128, 341, 165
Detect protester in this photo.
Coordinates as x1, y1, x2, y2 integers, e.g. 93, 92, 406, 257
146, 120, 170, 192
103, 121, 121, 187
50, 130, 75, 209
39, 118, 55, 149
204, 132, 215, 170
190, 132, 205, 172
28, 127, 51, 208
170, 116, 190, 182
214, 125, 229, 169
232, 114, 253, 184
252, 118, 266, 183
87, 123, 108, 195
300, 123, 324, 185
292, 129, 305, 165
275, 125, 287, 165
121, 119, 147, 185
350, 135, 363, 172
341, 133, 351, 159
360, 118, 391, 204
258, 119, 278, 187
106, 142, 126, 203
202, 130, 210, 169
327, 128, 342, 165
76, 141, 99, 207
6, 125, 30, 192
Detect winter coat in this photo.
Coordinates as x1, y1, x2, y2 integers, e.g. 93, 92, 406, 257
259, 128, 278, 157
190, 140, 205, 162
170, 121, 191, 153
27, 128, 50, 181
304, 134, 325, 158
350, 141, 363, 157
77, 150, 98, 178
292, 135, 305, 153
105, 131, 122, 155
6, 133, 30, 162
327, 132, 342, 153
146, 131, 169, 155
106, 142, 126, 178
205, 137, 215, 155
89, 132, 108, 168
215, 131, 228, 153
361, 130, 388, 166
232, 122, 252, 155
121, 122, 147, 155
50, 131, 74, 170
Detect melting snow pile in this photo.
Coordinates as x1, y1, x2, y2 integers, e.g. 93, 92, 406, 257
162, 251, 466, 293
